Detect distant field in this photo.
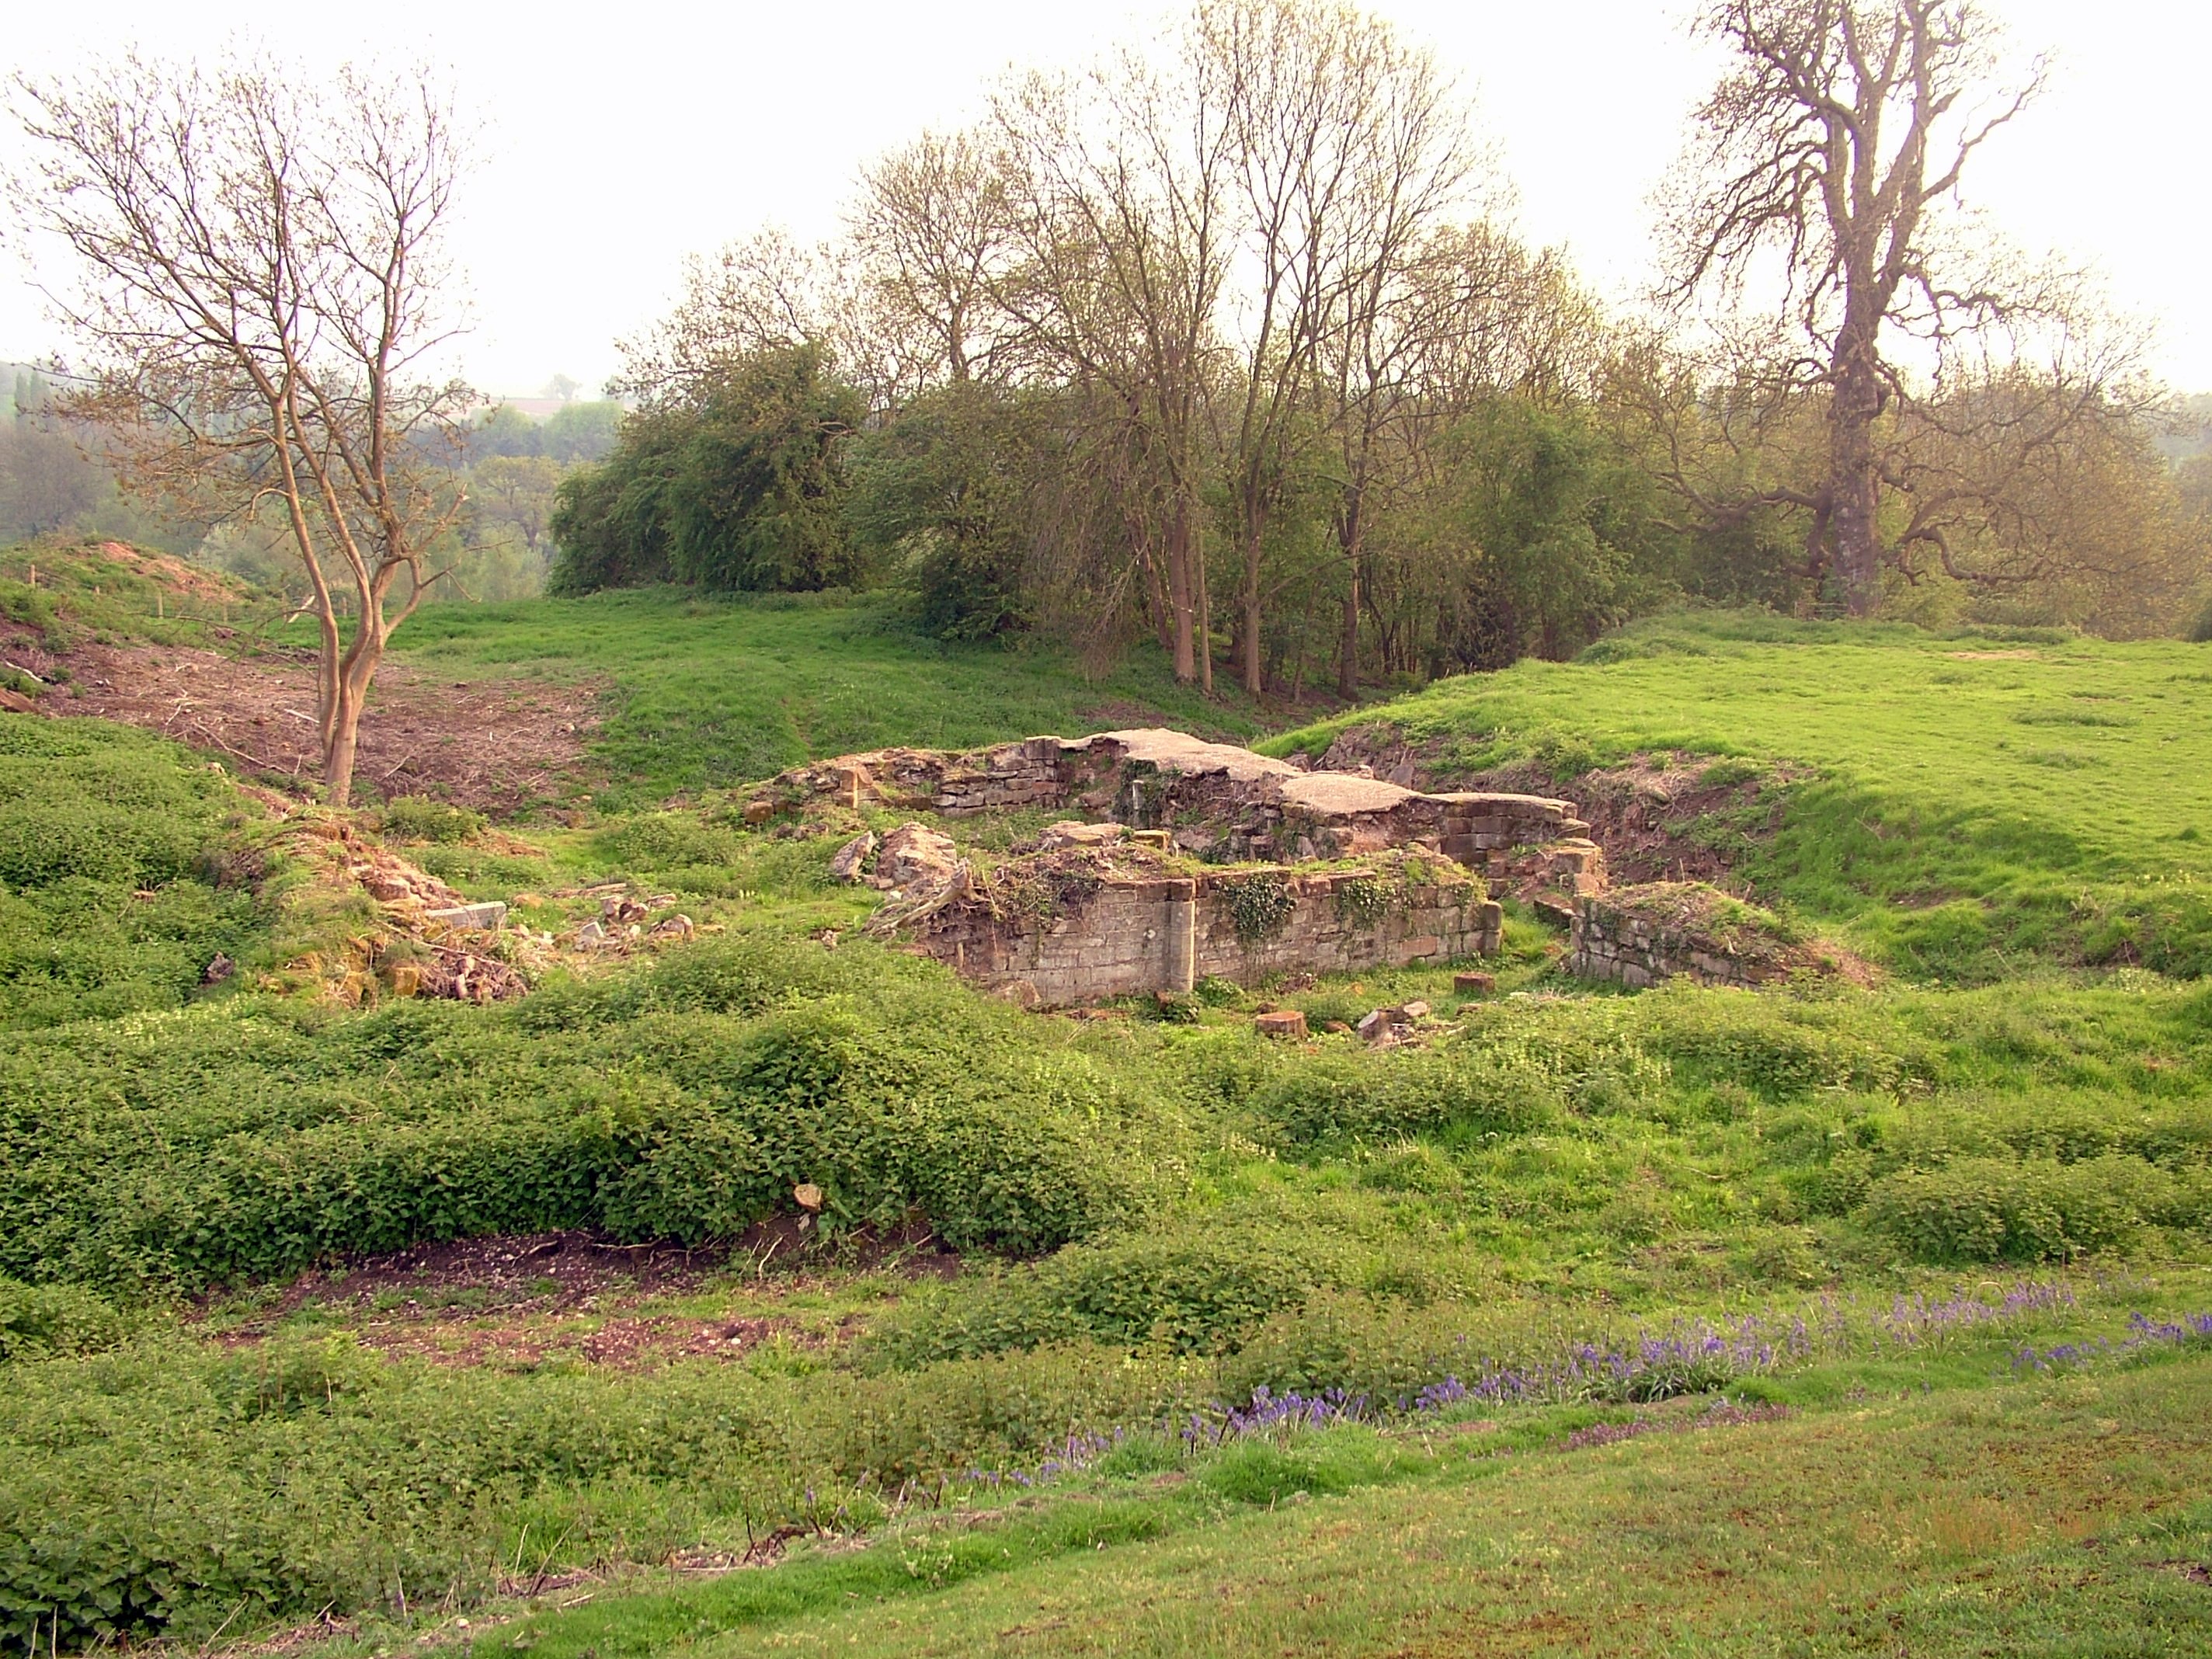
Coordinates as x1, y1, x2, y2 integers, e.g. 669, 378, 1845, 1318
1271, 612, 2212, 978
392, 590, 1284, 807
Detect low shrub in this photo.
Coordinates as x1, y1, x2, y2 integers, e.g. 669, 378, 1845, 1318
1859, 1154, 2190, 1262
590, 813, 747, 872
0, 1335, 1206, 1653
1250, 1045, 1561, 1148
0, 940, 1181, 1292
0, 718, 264, 1028
860, 1218, 1371, 1367
377, 796, 486, 844
0, 1280, 128, 1362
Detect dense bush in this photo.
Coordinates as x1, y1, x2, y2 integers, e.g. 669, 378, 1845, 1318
0, 717, 261, 1028
0, 937, 1181, 1292
549, 345, 866, 596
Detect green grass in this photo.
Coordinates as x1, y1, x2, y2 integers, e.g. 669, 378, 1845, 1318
6, 601, 2212, 1655
1267, 610, 2212, 979
390, 590, 1285, 808
478, 1344, 2212, 1658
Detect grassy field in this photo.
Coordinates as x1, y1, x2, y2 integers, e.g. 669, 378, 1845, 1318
3, 590, 2212, 1655
478, 1340, 2212, 1657
391, 590, 1282, 807
1271, 611, 2212, 979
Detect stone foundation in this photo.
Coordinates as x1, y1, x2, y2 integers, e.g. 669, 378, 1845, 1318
903, 849, 1500, 1007
1570, 883, 1800, 989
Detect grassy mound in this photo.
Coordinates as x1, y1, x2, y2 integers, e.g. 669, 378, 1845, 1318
1268, 610, 2212, 979
390, 590, 1282, 808
0, 715, 265, 1027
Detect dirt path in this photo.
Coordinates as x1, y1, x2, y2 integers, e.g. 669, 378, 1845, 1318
2, 620, 600, 811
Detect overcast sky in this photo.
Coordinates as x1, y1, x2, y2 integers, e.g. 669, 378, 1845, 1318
4, 0, 2206, 396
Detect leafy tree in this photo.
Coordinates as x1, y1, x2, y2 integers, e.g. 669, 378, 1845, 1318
540, 400, 623, 465
464, 404, 543, 461
1430, 396, 1657, 664
847, 383, 1036, 640
550, 345, 864, 595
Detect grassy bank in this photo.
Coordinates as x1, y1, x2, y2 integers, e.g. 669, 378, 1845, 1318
391, 590, 1285, 808
1269, 611, 2212, 979
3, 597, 2211, 1655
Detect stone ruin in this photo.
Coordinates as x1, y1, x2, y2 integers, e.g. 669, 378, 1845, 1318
1570, 882, 1856, 990
749, 728, 1836, 1003
753, 729, 1602, 1007
750, 729, 1606, 891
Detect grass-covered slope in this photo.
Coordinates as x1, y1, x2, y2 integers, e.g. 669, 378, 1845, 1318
391, 590, 1282, 807
0, 715, 265, 1028
1269, 611, 2212, 978
5, 616, 2212, 1656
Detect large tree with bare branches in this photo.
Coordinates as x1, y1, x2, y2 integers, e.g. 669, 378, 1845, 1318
10, 53, 472, 805
1660, 0, 2085, 615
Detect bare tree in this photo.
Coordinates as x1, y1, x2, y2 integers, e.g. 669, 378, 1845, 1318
1659, 0, 2071, 614
847, 129, 1033, 402
993, 50, 1237, 687
10, 52, 471, 805
1308, 34, 1475, 696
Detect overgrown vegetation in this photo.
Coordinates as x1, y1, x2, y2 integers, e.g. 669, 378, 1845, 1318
2, 605, 2211, 1653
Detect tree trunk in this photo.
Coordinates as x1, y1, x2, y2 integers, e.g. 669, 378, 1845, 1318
324, 683, 363, 807
1335, 492, 1363, 701
1240, 508, 1266, 697
1166, 508, 1196, 683
1828, 319, 1886, 617
1337, 569, 1359, 701
1195, 513, 1212, 696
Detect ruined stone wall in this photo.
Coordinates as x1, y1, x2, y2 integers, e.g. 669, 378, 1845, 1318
1191, 871, 1500, 987
906, 865, 1501, 1007
1570, 892, 1781, 990
753, 730, 1605, 899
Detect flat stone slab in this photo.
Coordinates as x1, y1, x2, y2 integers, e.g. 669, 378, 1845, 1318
1278, 771, 1417, 816
425, 901, 507, 931
1100, 728, 1304, 784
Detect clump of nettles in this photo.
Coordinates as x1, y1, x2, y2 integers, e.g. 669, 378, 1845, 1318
1216, 870, 1294, 941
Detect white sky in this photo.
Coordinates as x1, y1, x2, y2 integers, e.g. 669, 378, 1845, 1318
4, 0, 2207, 396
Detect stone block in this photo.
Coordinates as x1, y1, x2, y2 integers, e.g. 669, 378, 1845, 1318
426, 901, 507, 931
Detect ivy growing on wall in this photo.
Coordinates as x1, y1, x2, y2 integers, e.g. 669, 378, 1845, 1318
1216, 871, 1295, 943
1333, 874, 1397, 930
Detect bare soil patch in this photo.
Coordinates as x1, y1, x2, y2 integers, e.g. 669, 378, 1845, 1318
2, 618, 600, 812
203, 1221, 959, 1369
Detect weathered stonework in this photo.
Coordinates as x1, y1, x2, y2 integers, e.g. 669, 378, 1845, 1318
754, 728, 1605, 900
897, 844, 1500, 1007
1570, 883, 1803, 989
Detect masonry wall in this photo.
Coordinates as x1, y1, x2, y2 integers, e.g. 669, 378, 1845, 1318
1569, 895, 1778, 989
908, 869, 1502, 1007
